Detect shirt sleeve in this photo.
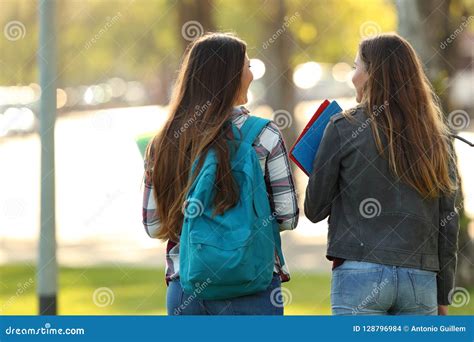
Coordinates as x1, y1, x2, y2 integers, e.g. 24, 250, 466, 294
264, 122, 299, 231
142, 146, 161, 238
304, 119, 341, 223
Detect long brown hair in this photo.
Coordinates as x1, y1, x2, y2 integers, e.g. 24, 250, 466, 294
347, 33, 457, 198
145, 33, 246, 241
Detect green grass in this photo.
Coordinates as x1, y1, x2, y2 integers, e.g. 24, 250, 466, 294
0, 264, 472, 315
0, 264, 167, 315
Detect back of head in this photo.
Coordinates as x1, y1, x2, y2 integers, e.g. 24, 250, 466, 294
356, 33, 457, 198
147, 32, 247, 241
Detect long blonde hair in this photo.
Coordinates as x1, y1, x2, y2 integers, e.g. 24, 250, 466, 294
347, 33, 457, 198
145, 33, 246, 241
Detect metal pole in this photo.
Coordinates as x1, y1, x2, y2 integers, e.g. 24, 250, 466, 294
37, 0, 57, 315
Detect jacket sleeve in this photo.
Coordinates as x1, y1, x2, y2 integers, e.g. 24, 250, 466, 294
304, 119, 341, 223
437, 154, 460, 305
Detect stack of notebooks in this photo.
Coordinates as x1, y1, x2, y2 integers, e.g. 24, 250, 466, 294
289, 99, 343, 176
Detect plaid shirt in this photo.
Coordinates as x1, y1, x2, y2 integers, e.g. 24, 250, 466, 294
142, 106, 299, 285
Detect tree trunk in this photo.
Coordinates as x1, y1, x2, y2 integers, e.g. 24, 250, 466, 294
260, 0, 298, 171
177, 0, 215, 51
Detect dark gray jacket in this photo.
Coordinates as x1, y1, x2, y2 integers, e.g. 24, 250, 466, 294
304, 107, 460, 305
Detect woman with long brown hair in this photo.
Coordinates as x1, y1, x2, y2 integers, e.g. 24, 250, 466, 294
142, 32, 299, 315
305, 33, 460, 315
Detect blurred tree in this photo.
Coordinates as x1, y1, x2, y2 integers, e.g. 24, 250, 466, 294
0, 0, 38, 85
287, 0, 396, 64
259, 0, 298, 157
0, 0, 395, 89
177, 0, 215, 51
174, 0, 215, 101
396, 0, 473, 288
56, 0, 182, 104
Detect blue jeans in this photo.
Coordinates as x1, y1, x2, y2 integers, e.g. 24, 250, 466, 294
331, 260, 438, 315
167, 274, 283, 315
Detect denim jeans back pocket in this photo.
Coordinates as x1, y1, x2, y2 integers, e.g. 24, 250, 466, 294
407, 269, 437, 310
332, 267, 384, 310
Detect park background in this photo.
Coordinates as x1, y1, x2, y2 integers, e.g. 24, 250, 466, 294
0, 0, 473, 315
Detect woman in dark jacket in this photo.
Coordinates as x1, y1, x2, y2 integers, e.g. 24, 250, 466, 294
305, 33, 460, 316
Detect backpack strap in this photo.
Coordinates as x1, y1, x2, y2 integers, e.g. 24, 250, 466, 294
240, 116, 270, 145
238, 115, 287, 269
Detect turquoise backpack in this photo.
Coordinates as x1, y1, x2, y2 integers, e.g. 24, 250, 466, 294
179, 116, 285, 300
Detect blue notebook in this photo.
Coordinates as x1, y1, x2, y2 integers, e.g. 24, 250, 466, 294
290, 100, 343, 176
